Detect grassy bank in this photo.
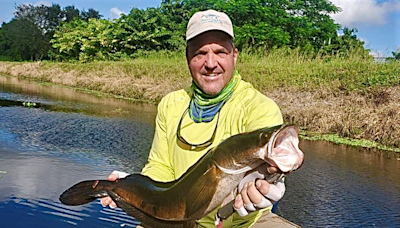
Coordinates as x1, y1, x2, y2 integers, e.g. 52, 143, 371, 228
1, 49, 399, 152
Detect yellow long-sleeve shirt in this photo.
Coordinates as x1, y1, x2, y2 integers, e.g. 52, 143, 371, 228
141, 79, 283, 228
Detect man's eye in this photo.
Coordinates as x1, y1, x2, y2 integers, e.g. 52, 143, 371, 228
217, 51, 228, 56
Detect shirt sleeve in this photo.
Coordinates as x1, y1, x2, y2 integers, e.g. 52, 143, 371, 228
141, 97, 175, 182
244, 91, 283, 132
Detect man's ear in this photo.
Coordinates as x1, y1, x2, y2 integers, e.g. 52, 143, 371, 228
186, 46, 190, 65
233, 48, 239, 65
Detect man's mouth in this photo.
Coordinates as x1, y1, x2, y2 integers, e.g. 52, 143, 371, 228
203, 73, 221, 77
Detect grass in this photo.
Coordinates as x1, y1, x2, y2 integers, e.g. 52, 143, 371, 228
0, 49, 399, 151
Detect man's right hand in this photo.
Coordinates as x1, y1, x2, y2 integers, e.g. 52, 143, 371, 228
100, 170, 129, 208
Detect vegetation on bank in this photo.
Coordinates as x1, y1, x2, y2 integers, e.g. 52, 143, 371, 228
1, 0, 378, 62
0, 49, 399, 152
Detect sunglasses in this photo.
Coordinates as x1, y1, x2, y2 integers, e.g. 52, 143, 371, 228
176, 108, 220, 150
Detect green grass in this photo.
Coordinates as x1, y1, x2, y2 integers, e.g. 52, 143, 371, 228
1, 49, 399, 151
237, 48, 400, 92
301, 132, 400, 153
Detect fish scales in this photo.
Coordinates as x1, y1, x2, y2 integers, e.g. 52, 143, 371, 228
59, 124, 304, 228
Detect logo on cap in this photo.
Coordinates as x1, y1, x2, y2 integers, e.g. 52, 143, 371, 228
200, 14, 222, 24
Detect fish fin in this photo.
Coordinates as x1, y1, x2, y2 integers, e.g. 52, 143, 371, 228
185, 167, 218, 218
59, 180, 109, 205
108, 191, 196, 228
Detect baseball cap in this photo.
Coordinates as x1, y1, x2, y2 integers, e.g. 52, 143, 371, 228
186, 10, 234, 41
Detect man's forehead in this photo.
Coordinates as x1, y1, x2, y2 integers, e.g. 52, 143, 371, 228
187, 31, 233, 51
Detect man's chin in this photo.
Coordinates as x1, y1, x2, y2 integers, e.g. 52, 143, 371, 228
194, 80, 225, 96
201, 87, 223, 96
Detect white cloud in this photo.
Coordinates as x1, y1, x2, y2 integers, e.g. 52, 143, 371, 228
110, 7, 126, 19
369, 50, 385, 57
358, 37, 370, 47
19, 1, 51, 7
33, 1, 52, 6
330, 0, 400, 27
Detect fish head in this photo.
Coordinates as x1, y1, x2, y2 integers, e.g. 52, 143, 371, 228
260, 125, 304, 173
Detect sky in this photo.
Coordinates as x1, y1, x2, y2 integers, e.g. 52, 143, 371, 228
0, 0, 399, 57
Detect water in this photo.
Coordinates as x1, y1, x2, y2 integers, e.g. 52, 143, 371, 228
0, 75, 399, 227
0, 76, 155, 227
281, 141, 400, 227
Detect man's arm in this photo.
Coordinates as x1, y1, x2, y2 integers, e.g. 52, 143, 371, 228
101, 97, 175, 208
235, 93, 285, 216
140, 96, 175, 181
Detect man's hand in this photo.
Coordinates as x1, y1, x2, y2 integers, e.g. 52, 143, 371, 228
100, 170, 129, 208
233, 166, 285, 216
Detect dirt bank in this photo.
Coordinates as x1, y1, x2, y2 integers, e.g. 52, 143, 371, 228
0, 61, 399, 152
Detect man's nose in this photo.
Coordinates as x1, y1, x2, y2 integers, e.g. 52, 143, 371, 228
204, 53, 217, 69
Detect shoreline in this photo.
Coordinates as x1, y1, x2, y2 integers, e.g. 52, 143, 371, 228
0, 59, 399, 154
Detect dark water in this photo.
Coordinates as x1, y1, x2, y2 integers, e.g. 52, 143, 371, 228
0, 75, 399, 227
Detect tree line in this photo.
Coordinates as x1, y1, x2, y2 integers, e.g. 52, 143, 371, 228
0, 0, 390, 62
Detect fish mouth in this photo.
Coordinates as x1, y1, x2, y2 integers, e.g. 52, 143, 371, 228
266, 125, 304, 173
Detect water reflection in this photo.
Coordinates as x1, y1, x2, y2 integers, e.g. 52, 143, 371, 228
0, 75, 156, 120
0, 75, 157, 227
0, 196, 139, 227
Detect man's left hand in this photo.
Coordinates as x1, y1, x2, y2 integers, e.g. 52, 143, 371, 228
233, 166, 285, 216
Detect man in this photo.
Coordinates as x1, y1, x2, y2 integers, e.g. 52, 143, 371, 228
102, 10, 285, 227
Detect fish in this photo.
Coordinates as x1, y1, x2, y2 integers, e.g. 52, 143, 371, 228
59, 124, 304, 228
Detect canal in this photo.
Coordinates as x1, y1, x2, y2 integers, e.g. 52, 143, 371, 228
0, 75, 399, 227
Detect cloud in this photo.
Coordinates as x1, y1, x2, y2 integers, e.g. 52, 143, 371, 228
110, 7, 126, 19
330, 0, 400, 27
19, 1, 51, 7
358, 37, 370, 47
369, 50, 385, 58
32, 1, 52, 6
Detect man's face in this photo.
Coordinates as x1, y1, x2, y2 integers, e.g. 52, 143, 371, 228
186, 31, 238, 96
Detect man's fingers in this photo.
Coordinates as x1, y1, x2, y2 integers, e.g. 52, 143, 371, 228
109, 201, 117, 209
255, 179, 270, 195
102, 170, 130, 209
233, 194, 248, 217
267, 166, 279, 174
107, 174, 118, 181
264, 180, 285, 202
101, 196, 118, 208
254, 197, 272, 208
246, 181, 263, 205
240, 183, 252, 206
256, 179, 285, 202
101, 197, 112, 207
246, 181, 273, 209
110, 170, 129, 180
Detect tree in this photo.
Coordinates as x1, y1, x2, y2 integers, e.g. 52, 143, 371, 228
392, 50, 400, 60
46, 0, 368, 61
2, 3, 103, 60
319, 27, 369, 57
50, 18, 121, 61
0, 18, 48, 60
15, 3, 63, 36
63, 6, 80, 22
81, 9, 102, 21
206, 0, 340, 51
115, 7, 185, 54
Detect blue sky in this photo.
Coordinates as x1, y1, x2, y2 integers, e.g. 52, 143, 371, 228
1, 0, 399, 57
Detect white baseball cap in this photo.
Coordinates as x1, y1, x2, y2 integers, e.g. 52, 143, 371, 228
186, 10, 234, 41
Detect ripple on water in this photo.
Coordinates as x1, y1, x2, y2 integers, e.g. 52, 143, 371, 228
0, 196, 140, 227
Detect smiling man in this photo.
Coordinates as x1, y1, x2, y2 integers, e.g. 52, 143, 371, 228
102, 10, 286, 227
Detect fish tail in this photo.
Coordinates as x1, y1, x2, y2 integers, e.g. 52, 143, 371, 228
59, 180, 111, 206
